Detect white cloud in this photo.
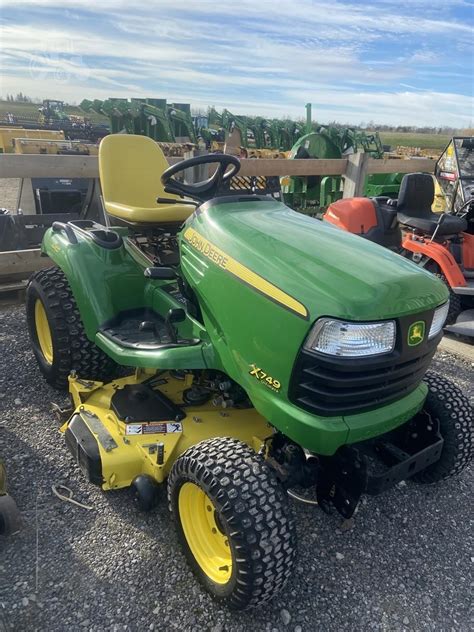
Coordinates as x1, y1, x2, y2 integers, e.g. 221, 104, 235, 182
1, 0, 473, 126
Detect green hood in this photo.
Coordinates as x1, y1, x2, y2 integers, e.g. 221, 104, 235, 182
189, 199, 447, 321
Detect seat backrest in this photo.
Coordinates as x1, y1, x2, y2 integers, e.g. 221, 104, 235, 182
99, 134, 187, 221
372, 197, 399, 230
397, 172, 434, 218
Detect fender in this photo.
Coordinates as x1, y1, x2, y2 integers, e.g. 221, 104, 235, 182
41, 225, 150, 339
402, 233, 466, 288
462, 232, 474, 270
41, 226, 210, 369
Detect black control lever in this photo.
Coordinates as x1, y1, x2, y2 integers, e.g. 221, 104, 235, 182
157, 197, 198, 206
144, 267, 177, 280
165, 308, 186, 343
430, 213, 447, 242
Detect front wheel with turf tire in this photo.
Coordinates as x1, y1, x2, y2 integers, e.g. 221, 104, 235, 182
413, 371, 474, 484
26, 267, 118, 390
168, 437, 296, 610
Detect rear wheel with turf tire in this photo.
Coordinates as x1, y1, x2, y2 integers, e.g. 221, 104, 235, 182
433, 273, 461, 325
414, 371, 474, 483
168, 437, 296, 610
26, 267, 118, 390
446, 289, 462, 325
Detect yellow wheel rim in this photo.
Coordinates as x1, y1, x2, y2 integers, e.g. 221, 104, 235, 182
179, 482, 232, 584
34, 299, 53, 364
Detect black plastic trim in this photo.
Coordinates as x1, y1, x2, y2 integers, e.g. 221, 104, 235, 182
68, 220, 123, 249
52, 221, 78, 244
111, 383, 185, 422
289, 309, 441, 416
64, 414, 103, 486
99, 308, 200, 350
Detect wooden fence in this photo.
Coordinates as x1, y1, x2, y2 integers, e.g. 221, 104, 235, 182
0, 153, 436, 196
0, 152, 436, 290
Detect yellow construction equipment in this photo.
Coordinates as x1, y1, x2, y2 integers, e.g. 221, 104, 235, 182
0, 128, 65, 153
13, 138, 98, 155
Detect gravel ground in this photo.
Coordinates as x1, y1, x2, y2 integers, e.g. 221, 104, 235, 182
0, 305, 473, 632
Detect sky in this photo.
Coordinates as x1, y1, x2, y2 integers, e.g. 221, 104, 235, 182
1, 0, 473, 127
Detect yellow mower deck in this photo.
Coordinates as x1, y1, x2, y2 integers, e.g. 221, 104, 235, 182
64, 371, 271, 490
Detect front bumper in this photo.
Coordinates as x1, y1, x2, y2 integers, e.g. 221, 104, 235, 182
316, 409, 443, 518
254, 382, 428, 456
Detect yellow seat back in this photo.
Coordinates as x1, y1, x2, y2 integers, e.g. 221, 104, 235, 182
99, 134, 192, 223
431, 175, 447, 213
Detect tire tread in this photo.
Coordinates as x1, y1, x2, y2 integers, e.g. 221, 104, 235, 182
27, 267, 117, 389
168, 437, 296, 610
414, 370, 474, 483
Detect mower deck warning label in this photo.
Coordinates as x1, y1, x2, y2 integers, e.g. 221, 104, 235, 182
125, 422, 183, 435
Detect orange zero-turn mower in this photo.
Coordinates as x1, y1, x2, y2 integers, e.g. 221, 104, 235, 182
323, 166, 474, 339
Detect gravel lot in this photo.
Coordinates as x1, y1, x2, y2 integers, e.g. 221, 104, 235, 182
0, 305, 473, 632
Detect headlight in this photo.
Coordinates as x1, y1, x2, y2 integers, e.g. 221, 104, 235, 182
428, 302, 449, 339
305, 318, 396, 357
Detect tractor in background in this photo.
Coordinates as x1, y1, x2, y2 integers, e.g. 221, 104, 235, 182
81, 98, 197, 146
0, 100, 109, 143
281, 126, 403, 215
38, 100, 69, 126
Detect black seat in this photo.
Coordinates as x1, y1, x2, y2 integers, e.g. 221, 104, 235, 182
396, 173, 467, 236
368, 197, 401, 249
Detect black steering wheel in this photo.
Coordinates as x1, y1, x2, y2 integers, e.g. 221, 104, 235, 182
161, 154, 241, 203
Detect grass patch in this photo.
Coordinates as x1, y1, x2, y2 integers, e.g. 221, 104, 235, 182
0, 100, 108, 124
377, 132, 451, 151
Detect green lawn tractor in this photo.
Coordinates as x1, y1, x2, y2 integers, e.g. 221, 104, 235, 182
26, 135, 473, 609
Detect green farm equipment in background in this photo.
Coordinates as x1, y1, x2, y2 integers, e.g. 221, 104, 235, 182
84, 99, 307, 153
78, 99, 405, 211
38, 100, 70, 125
193, 107, 306, 153
364, 171, 405, 198
193, 107, 226, 149
281, 120, 404, 215
0, 99, 109, 142
281, 130, 343, 212
80, 98, 197, 144
220, 110, 305, 152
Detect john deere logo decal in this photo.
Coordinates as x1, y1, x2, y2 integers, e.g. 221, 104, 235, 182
408, 321, 425, 346
183, 226, 308, 319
